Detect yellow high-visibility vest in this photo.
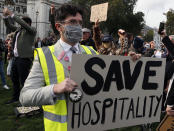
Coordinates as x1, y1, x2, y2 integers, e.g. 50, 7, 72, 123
35, 45, 98, 131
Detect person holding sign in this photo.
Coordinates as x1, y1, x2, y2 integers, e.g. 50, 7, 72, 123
19, 4, 98, 131
159, 29, 174, 116
20, 4, 142, 131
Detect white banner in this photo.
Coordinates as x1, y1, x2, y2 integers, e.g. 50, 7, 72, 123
68, 55, 166, 131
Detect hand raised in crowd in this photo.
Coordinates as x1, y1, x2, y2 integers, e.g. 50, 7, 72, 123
53, 78, 78, 94
159, 30, 167, 38
94, 19, 100, 28
118, 29, 126, 37
3, 8, 12, 17
50, 4, 55, 15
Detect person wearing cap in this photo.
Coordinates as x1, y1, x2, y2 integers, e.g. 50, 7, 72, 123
93, 20, 117, 55
93, 20, 141, 60
132, 37, 154, 57
80, 28, 96, 50
97, 34, 117, 55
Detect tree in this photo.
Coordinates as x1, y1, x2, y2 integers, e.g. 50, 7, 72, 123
143, 30, 154, 42
166, 9, 174, 35
4, 0, 15, 5
70, 0, 144, 36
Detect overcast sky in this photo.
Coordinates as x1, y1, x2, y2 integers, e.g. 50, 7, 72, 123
134, 0, 174, 28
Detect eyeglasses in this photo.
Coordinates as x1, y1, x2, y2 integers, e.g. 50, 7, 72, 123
61, 19, 83, 26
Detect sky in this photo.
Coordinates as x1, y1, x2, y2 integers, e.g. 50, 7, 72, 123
134, 0, 174, 28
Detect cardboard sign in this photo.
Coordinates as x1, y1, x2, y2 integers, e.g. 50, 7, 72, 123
90, 2, 108, 22
68, 55, 166, 131
156, 115, 174, 131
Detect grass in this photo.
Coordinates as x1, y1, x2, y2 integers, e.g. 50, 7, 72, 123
0, 60, 163, 131
0, 61, 43, 131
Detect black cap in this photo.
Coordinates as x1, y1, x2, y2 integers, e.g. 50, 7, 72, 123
101, 35, 113, 42
133, 36, 144, 49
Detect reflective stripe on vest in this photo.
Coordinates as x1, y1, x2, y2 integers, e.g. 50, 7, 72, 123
89, 46, 99, 55
35, 45, 97, 131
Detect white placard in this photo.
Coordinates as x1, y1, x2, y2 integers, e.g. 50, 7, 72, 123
90, 3, 108, 22
68, 55, 166, 131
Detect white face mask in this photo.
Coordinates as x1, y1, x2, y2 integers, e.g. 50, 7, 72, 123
62, 25, 82, 44
144, 44, 150, 49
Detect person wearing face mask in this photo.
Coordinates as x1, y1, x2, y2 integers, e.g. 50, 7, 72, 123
93, 20, 141, 61
19, 4, 98, 131
3, 8, 36, 104
97, 34, 117, 55
93, 19, 117, 55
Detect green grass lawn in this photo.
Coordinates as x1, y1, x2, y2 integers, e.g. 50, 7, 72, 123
0, 61, 163, 131
0, 61, 44, 131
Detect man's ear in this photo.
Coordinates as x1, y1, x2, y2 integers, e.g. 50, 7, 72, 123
55, 22, 62, 31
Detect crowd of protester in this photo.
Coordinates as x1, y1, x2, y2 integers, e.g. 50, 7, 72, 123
1, 3, 174, 130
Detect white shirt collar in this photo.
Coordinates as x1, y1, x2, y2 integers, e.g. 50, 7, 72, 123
59, 39, 80, 53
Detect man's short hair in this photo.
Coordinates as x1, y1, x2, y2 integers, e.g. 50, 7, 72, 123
55, 4, 83, 22
22, 16, 32, 25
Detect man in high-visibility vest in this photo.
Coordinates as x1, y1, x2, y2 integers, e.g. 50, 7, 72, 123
19, 4, 98, 131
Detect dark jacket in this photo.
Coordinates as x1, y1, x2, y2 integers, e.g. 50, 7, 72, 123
162, 36, 174, 105
4, 15, 36, 58
80, 38, 96, 50
162, 36, 174, 57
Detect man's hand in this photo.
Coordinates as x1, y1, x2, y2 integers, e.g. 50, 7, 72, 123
3, 8, 12, 17
53, 78, 78, 94
118, 29, 125, 37
129, 52, 141, 62
94, 19, 99, 28
159, 30, 167, 39
50, 4, 55, 15
166, 106, 174, 117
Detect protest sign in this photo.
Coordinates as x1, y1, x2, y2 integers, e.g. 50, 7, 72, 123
156, 114, 174, 131
90, 2, 108, 22
68, 55, 166, 131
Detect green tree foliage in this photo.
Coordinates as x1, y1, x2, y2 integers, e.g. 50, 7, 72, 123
166, 9, 174, 35
70, 0, 144, 36
143, 30, 154, 42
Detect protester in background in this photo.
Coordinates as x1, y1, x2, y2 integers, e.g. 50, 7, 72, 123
97, 34, 117, 55
157, 30, 174, 116
2, 38, 8, 64
132, 36, 145, 53
47, 33, 57, 46
41, 37, 49, 46
0, 38, 9, 90
80, 28, 96, 50
116, 29, 132, 56
93, 20, 140, 61
132, 36, 154, 57
93, 19, 116, 53
3, 7, 36, 104
5, 32, 14, 77
34, 37, 42, 48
